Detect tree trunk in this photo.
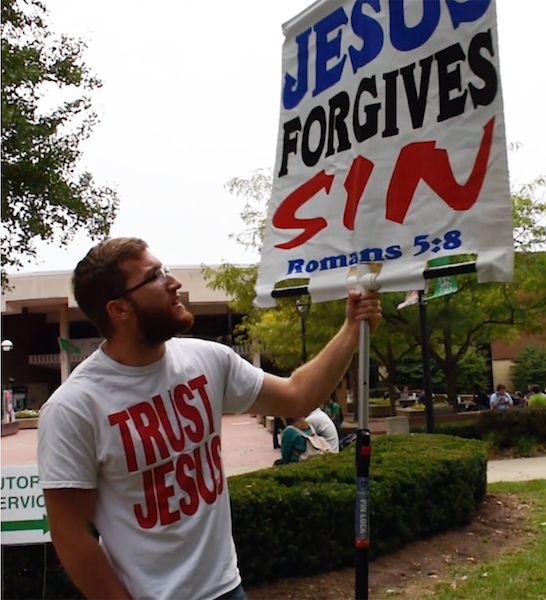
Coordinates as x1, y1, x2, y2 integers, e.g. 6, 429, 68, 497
388, 384, 397, 416
444, 361, 459, 411
443, 325, 458, 409
385, 348, 398, 416
385, 369, 398, 416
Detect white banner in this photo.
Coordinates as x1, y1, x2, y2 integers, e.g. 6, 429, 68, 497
255, 0, 513, 307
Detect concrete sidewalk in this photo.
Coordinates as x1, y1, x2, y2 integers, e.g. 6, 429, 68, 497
2, 415, 545, 483
487, 456, 546, 483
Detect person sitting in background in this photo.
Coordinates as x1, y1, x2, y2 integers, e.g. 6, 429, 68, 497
278, 417, 330, 464
527, 384, 546, 407
323, 395, 343, 433
489, 384, 514, 410
306, 407, 339, 453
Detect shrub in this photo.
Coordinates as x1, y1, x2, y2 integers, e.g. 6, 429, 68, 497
230, 434, 487, 585
412, 420, 481, 439
477, 407, 546, 450
15, 409, 40, 419
412, 408, 546, 456
513, 435, 540, 457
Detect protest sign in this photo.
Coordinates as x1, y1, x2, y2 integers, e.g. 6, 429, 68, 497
255, 0, 513, 307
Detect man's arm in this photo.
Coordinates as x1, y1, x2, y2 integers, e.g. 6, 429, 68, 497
44, 488, 132, 600
249, 289, 381, 418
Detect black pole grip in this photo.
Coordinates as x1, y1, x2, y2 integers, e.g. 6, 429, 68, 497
355, 429, 371, 600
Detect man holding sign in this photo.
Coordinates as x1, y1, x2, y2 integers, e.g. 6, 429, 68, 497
38, 237, 381, 600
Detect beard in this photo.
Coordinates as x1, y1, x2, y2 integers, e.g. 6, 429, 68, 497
128, 298, 194, 345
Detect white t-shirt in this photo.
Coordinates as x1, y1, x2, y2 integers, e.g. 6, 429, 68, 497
306, 408, 339, 453
489, 391, 513, 409
38, 338, 264, 600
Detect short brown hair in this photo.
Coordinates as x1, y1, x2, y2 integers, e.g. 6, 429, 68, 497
530, 384, 541, 394
72, 237, 148, 336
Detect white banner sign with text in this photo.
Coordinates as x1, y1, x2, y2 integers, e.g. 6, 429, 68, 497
255, 0, 513, 307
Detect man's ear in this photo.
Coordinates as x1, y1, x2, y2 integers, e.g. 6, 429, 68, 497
105, 298, 132, 326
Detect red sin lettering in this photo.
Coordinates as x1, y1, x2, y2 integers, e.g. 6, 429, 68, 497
189, 375, 215, 435
134, 469, 158, 529
175, 453, 199, 516
128, 401, 170, 466
153, 460, 180, 526
152, 394, 185, 452
210, 434, 224, 496
273, 170, 334, 250
343, 155, 374, 230
173, 384, 205, 444
108, 410, 138, 473
386, 117, 494, 223
193, 443, 217, 505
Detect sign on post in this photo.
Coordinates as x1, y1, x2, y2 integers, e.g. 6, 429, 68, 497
1, 465, 51, 545
255, 0, 513, 307
426, 256, 458, 301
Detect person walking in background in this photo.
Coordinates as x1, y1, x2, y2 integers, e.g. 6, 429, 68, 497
527, 384, 546, 407
37, 237, 382, 600
306, 407, 339, 453
489, 384, 514, 410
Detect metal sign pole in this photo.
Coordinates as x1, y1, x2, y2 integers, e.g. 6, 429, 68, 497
419, 290, 435, 434
348, 266, 379, 600
355, 318, 371, 600
420, 260, 476, 433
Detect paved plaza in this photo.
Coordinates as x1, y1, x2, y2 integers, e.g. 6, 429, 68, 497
2, 415, 545, 482
0, 414, 283, 477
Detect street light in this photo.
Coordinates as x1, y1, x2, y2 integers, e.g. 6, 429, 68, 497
1, 339, 14, 352
296, 300, 310, 364
2, 339, 14, 422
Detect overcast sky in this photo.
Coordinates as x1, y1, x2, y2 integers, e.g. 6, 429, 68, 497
12, 0, 546, 275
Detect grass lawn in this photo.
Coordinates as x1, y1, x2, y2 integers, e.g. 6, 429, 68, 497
417, 479, 546, 600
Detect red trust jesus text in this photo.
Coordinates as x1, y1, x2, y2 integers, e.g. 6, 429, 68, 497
134, 436, 223, 528
108, 374, 224, 529
272, 117, 494, 250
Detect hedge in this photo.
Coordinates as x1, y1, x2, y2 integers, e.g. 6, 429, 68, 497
230, 433, 487, 585
2, 434, 486, 597
411, 407, 546, 454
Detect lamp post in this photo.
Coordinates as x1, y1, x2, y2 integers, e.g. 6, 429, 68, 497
2, 339, 14, 423
296, 300, 310, 364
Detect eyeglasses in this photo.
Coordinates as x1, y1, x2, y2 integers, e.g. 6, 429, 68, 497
120, 266, 172, 297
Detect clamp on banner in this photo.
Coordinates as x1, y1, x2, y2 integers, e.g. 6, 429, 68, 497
346, 263, 382, 295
